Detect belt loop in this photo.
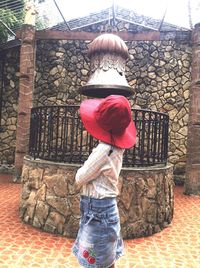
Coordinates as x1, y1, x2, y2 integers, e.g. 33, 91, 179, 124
89, 196, 92, 209
85, 213, 94, 226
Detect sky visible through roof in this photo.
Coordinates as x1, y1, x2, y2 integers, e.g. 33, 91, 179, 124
38, 0, 200, 29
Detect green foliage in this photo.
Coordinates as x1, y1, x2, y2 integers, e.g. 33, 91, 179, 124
0, 0, 24, 44
0, 0, 50, 43
35, 14, 50, 30
0, 8, 18, 44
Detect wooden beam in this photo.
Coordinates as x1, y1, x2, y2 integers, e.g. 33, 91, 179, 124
16, 29, 190, 42
35, 30, 100, 40
34, 30, 161, 41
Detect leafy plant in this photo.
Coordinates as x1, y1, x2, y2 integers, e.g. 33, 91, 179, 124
0, 0, 50, 43
0, 8, 18, 44
35, 13, 50, 30
0, 0, 24, 44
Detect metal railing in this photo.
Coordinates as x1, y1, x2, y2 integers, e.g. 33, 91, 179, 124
29, 105, 169, 167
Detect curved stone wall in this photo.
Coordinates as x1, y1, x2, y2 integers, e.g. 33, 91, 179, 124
19, 156, 174, 239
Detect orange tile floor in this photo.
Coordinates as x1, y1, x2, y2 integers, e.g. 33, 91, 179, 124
0, 174, 200, 268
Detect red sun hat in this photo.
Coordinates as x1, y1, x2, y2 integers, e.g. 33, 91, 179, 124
80, 95, 137, 149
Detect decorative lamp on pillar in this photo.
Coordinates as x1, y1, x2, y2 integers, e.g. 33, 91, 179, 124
79, 33, 133, 98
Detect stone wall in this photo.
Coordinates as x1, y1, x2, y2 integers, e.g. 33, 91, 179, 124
35, 38, 191, 184
0, 47, 20, 170
127, 40, 191, 184
19, 156, 174, 239
0, 24, 192, 184
34, 40, 89, 106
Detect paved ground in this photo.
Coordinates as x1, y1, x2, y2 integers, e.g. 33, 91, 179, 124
0, 173, 200, 268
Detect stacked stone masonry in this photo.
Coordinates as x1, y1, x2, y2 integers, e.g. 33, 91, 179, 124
0, 47, 20, 168
19, 157, 174, 239
0, 20, 191, 184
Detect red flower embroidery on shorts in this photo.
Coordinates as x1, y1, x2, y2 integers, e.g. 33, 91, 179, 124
88, 255, 95, 264
82, 247, 96, 264
83, 250, 89, 258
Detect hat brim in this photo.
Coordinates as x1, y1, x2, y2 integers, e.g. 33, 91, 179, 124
80, 98, 137, 149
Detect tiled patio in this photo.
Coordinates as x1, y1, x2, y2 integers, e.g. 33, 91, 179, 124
0, 174, 200, 268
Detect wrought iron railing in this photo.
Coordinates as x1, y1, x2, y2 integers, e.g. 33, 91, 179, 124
29, 105, 169, 167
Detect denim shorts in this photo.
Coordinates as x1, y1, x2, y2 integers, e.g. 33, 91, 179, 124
72, 195, 124, 268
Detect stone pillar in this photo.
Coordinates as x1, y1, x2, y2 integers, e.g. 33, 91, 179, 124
184, 23, 200, 195
14, 24, 36, 181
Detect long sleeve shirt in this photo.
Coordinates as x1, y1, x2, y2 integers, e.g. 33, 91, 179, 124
75, 142, 124, 199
